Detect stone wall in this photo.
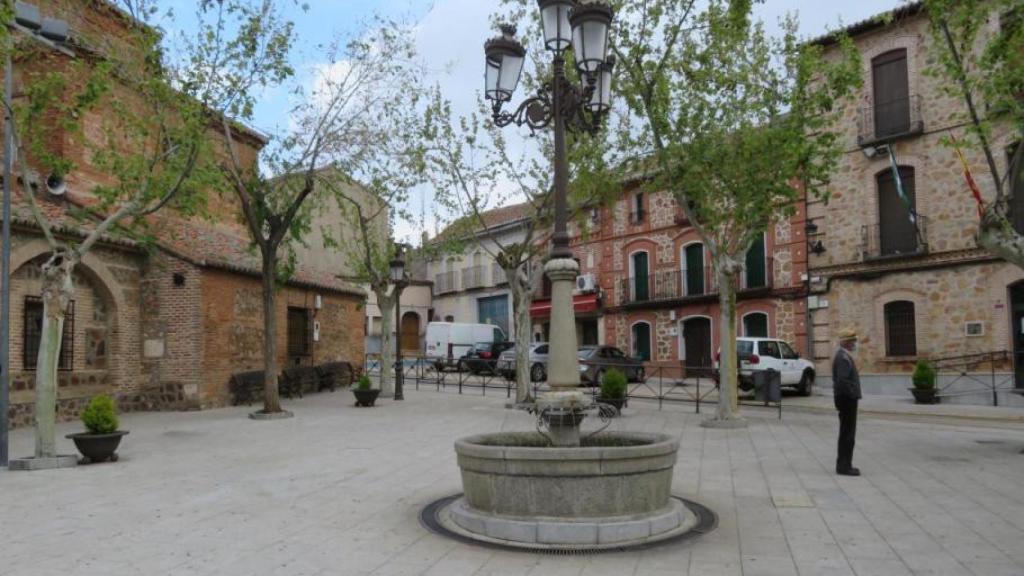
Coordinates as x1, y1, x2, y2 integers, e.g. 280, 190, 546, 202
807, 9, 1024, 402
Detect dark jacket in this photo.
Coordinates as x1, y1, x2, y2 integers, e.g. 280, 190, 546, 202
831, 348, 862, 400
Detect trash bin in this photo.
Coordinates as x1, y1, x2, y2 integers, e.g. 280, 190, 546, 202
753, 368, 781, 403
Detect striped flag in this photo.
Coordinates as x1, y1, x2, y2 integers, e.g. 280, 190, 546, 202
886, 146, 916, 224
949, 132, 985, 219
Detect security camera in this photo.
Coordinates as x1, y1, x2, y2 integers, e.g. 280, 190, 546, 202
45, 173, 66, 196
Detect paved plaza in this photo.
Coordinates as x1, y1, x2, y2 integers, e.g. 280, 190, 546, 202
2, 389, 1024, 576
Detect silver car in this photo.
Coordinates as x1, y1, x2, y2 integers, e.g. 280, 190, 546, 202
497, 343, 550, 382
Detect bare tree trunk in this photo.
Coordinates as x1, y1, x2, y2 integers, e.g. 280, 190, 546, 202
508, 268, 534, 404
978, 207, 1024, 269
376, 287, 395, 397
713, 259, 741, 422
34, 252, 76, 458
261, 251, 283, 413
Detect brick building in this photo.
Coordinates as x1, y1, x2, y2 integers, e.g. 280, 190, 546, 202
529, 185, 809, 379
2, 1, 366, 427
807, 2, 1024, 405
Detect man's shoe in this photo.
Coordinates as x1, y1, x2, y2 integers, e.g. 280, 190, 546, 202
836, 467, 861, 476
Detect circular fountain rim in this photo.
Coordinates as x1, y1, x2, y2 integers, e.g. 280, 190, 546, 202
420, 494, 718, 554
455, 431, 678, 459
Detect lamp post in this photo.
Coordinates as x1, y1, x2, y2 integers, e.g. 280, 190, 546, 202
484, 0, 614, 445
389, 245, 408, 401
2, 2, 72, 468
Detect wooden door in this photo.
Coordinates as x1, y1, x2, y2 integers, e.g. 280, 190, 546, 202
683, 317, 712, 373
400, 312, 420, 353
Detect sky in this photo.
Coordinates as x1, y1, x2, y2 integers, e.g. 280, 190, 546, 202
154, 0, 903, 244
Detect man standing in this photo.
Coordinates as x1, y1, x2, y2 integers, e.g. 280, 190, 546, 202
832, 329, 862, 476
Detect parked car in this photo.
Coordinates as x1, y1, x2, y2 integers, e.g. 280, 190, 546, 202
577, 345, 645, 385
426, 322, 506, 371
715, 337, 815, 396
496, 343, 550, 382
460, 341, 515, 374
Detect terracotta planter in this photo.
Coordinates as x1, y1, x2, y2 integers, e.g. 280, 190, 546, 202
910, 387, 939, 404
65, 431, 128, 463
353, 388, 381, 407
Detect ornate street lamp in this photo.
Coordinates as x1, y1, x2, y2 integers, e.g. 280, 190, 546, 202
483, 0, 614, 446
389, 245, 408, 401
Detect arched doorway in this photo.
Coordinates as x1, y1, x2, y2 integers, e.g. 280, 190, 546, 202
631, 321, 651, 362
400, 311, 420, 354
681, 316, 712, 375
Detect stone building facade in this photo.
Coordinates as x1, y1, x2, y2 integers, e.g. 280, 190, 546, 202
807, 2, 1024, 405
2, 0, 367, 428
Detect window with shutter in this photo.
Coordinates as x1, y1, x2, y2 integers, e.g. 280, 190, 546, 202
872, 49, 911, 138
877, 167, 918, 255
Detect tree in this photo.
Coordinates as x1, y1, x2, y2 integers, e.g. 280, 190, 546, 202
0, 0, 257, 458
209, 10, 423, 411
606, 0, 860, 423
921, 0, 1024, 265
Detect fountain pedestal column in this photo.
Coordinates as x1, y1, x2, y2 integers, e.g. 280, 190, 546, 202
539, 257, 588, 447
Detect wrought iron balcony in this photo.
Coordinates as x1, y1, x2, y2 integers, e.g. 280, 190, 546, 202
462, 265, 487, 290
614, 259, 773, 306
434, 270, 458, 294
857, 93, 924, 147
861, 215, 929, 260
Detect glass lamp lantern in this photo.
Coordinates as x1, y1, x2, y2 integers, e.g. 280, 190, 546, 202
538, 0, 575, 52
389, 251, 405, 284
484, 25, 527, 102
569, 1, 613, 75
588, 54, 615, 112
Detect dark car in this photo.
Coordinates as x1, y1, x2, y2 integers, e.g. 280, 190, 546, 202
577, 345, 646, 385
460, 341, 515, 374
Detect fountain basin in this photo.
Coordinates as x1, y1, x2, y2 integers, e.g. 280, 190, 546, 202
438, 431, 695, 549
456, 431, 678, 519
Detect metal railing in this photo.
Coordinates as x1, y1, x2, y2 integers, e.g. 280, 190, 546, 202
363, 355, 782, 418
930, 350, 1015, 406
857, 93, 924, 146
491, 263, 507, 286
615, 259, 773, 306
861, 215, 928, 260
434, 270, 457, 294
462, 266, 487, 290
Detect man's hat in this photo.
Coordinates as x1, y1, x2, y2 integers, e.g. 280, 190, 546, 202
838, 328, 858, 342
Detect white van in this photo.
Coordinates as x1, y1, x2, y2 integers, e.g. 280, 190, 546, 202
426, 322, 506, 371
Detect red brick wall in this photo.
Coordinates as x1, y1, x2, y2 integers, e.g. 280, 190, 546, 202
200, 269, 365, 408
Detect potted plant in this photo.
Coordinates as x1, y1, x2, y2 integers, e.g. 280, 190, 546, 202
598, 368, 628, 415
910, 360, 939, 404
65, 395, 129, 463
352, 374, 381, 407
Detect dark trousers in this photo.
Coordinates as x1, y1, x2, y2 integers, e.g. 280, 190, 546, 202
835, 396, 858, 471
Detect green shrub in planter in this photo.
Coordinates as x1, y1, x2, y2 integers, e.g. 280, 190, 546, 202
355, 374, 373, 391
600, 368, 628, 400
911, 360, 936, 390
81, 395, 119, 434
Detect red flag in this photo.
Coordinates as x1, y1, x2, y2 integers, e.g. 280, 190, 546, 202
951, 133, 985, 219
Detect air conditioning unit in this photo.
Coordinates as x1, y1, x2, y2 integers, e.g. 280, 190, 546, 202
576, 273, 597, 293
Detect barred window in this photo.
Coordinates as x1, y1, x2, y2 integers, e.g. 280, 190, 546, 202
287, 307, 311, 358
884, 300, 917, 357
23, 296, 74, 371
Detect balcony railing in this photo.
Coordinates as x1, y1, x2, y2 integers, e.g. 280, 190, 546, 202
462, 265, 487, 290
857, 94, 924, 146
491, 263, 508, 286
434, 270, 457, 294
861, 215, 929, 260
629, 208, 646, 224
615, 259, 773, 306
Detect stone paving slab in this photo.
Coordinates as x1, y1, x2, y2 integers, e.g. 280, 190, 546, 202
2, 388, 1024, 576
